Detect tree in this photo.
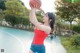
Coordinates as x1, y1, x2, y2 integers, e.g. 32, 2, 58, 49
0, 0, 6, 10
0, 0, 6, 23
62, 0, 80, 3
4, 0, 30, 26
78, 19, 80, 25
5, 15, 30, 26
5, 0, 27, 16
0, 9, 4, 22
56, 0, 80, 35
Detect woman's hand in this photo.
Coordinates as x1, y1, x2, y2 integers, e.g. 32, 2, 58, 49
29, 0, 41, 9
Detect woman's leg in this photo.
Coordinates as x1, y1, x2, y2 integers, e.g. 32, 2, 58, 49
29, 50, 34, 53
30, 44, 36, 53
38, 45, 45, 53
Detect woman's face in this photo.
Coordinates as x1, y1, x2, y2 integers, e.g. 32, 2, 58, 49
42, 14, 49, 23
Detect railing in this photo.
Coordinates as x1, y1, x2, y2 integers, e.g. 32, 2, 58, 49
56, 29, 79, 36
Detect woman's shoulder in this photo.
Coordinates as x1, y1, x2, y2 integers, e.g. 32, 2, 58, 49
34, 22, 43, 28
39, 22, 43, 25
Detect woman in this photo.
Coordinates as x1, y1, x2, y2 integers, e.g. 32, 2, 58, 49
29, 2, 55, 53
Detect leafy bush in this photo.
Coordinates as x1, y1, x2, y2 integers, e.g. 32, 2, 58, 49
70, 35, 80, 47
20, 16, 30, 25
5, 15, 19, 26
0, 0, 6, 10
60, 36, 71, 47
59, 35, 80, 53
5, 15, 30, 26
73, 25, 80, 33
60, 34, 80, 49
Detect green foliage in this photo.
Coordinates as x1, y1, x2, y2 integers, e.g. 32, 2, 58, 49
70, 35, 80, 48
60, 35, 80, 49
0, 9, 4, 20
78, 19, 80, 24
18, 16, 30, 25
0, 0, 6, 10
36, 11, 43, 22
56, 1, 80, 23
61, 37, 71, 47
56, 0, 80, 35
5, 15, 30, 26
0, 9, 3, 17
4, 0, 30, 27
59, 35, 80, 53
37, 15, 43, 22
63, 0, 80, 3
5, 0, 28, 16
73, 25, 80, 33
5, 15, 19, 26
0, 0, 42, 30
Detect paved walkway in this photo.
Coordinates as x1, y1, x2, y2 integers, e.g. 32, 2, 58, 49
0, 26, 67, 53
45, 36, 67, 53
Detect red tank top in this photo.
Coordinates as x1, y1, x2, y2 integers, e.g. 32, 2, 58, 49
32, 28, 48, 44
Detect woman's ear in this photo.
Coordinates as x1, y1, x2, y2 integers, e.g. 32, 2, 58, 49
50, 19, 52, 22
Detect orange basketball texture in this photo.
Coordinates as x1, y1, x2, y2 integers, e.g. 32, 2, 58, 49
29, 0, 41, 9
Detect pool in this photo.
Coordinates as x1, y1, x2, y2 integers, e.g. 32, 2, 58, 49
0, 26, 67, 53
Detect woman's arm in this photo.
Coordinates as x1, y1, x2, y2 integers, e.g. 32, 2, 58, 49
29, 8, 51, 34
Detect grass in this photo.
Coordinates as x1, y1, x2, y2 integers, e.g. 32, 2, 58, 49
59, 35, 80, 53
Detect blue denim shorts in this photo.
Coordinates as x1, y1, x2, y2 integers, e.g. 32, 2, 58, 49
30, 44, 45, 53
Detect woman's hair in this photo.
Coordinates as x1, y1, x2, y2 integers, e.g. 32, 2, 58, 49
47, 12, 55, 35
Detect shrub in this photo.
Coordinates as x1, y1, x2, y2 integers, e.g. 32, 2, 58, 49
4, 15, 30, 26
5, 15, 19, 26
70, 35, 80, 48
73, 25, 80, 33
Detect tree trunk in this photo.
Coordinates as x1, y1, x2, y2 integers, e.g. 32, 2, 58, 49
69, 22, 73, 36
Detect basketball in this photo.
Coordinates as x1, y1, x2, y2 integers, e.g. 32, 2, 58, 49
29, 0, 41, 9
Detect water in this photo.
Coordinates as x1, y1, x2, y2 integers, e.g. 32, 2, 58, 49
0, 26, 67, 53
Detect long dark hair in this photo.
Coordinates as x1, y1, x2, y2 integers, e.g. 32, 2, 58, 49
47, 12, 55, 35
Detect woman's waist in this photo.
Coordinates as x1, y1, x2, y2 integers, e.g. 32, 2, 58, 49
32, 40, 44, 44
31, 43, 45, 46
